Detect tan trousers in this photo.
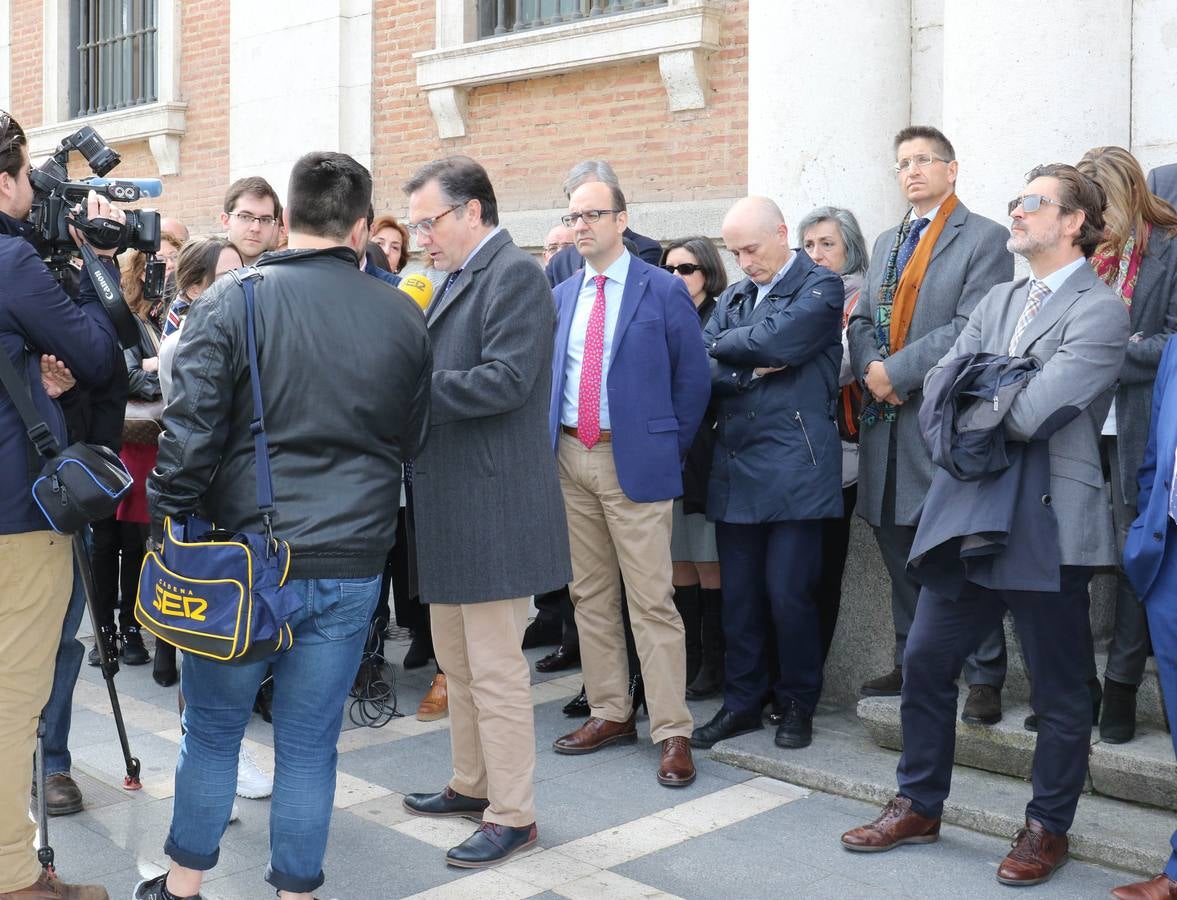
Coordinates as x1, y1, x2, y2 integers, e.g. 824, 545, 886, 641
557, 434, 693, 743
0, 531, 72, 892
431, 596, 536, 828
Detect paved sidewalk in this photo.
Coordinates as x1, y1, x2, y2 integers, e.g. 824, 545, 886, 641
42, 625, 1139, 899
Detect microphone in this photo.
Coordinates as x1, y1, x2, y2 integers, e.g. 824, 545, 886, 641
399, 274, 433, 310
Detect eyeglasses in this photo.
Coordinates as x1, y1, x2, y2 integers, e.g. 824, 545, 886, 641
407, 203, 465, 237
894, 153, 948, 174
662, 263, 703, 276
1007, 194, 1071, 216
544, 241, 574, 255
561, 209, 621, 227
229, 211, 280, 228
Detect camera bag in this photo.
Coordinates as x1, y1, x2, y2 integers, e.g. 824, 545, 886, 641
0, 344, 132, 533
135, 268, 300, 663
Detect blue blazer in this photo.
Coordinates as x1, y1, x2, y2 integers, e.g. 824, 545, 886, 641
550, 255, 710, 502
1124, 334, 1177, 598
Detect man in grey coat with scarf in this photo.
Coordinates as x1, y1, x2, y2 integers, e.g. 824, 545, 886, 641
400, 156, 573, 869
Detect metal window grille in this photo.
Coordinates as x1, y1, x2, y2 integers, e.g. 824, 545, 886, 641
478, 0, 667, 38
70, 0, 158, 118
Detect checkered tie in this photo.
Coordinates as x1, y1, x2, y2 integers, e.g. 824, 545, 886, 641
1009, 279, 1051, 355
577, 275, 608, 448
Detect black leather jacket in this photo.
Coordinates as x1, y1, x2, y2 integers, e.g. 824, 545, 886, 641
148, 247, 432, 579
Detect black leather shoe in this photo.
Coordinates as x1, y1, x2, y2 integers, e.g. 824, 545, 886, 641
690, 707, 763, 749
522, 614, 562, 649
446, 821, 537, 868
404, 786, 490, 818
253, 679, 274, 723
535, 644, 580, 673
774, 701, 813, 749
403, 630, 434, 670
961, 684, 1002, 725
120, 626, 150, 666
562, 685, 589, 717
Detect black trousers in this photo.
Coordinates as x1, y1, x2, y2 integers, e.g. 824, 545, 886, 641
716, 519, 824, 716
90, 516, 147, 631
898, 567, 1095, 834
816, 483, 857, 661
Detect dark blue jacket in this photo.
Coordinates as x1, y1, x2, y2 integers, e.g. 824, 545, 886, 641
703, 250, 844, 523
545, 227, 662, 288
549, 254, 710, 502
1125, 335, 1177, 598
0, 212, 120, 533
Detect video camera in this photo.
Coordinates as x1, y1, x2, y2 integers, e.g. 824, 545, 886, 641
27, 126, 165, 347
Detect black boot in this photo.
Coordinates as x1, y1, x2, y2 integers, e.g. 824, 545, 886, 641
1099, 678, 1137, 744
673, 584, 702, 686
153, 641, 178, 687
686, 588, 724, 700
404, 628, 435, 670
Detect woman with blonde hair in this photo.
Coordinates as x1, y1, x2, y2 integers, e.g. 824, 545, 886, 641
1075, 145, 1177, 743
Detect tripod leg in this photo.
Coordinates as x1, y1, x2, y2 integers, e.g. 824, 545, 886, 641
72, 533, 141, 790
34, 715, 55, 874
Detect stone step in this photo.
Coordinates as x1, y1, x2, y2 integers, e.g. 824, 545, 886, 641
709, 704, 1174, 877
857, 692, 1177, 813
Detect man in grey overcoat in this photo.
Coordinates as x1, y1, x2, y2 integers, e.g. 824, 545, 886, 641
400, 156, 572, 869
847, 125, 1013, 722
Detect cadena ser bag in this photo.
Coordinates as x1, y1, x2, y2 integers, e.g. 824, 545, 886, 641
0, 345, 132, 534
135, 267, 300, 663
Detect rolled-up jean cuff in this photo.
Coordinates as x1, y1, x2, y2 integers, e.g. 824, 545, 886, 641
266, 863, 325, 894
164, 834, 220, 871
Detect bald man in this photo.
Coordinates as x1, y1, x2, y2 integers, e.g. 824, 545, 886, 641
690, 196, 844, 751
160, 217, 190, 243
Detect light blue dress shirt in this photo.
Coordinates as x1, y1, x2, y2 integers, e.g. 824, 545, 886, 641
1035, 255, 1087, 302
754, 251, 797, 308
561, 250, 631, 430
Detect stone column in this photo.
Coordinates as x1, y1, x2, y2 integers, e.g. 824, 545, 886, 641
1132, 0, 1177, 172
746, 0, 910, 243
228, 1, 373, 195
941, 0, 1131, 230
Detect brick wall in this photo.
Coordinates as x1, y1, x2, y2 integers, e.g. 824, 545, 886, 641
371, 1, 748, 218
9, 0, 42, 128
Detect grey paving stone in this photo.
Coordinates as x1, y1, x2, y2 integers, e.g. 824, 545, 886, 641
337, 727, 456, 795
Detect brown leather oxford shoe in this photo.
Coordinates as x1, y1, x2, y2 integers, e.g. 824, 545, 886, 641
553, 713, 637, 755
1111, 874, 1177, 899
840, 795, 941, 852
996, 817, 1068, 885
657, 736, 696, 787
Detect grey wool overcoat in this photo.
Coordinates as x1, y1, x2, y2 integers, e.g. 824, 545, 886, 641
411, 229, 573, 604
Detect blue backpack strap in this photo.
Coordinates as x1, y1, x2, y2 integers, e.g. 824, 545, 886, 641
228, 266, 277, 550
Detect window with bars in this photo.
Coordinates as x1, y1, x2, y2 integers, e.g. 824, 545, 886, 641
478, 0, 668, 38
69, 0, 158, 119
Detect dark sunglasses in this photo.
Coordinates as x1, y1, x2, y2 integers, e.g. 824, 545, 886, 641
662, 263, 703, 276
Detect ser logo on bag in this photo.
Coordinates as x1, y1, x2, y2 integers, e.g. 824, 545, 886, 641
153, 581, 209, 622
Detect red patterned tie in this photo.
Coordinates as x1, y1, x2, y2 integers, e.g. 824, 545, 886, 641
577, 274, 608, 448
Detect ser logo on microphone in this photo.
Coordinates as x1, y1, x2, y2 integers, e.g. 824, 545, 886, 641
399, 274, 434, 311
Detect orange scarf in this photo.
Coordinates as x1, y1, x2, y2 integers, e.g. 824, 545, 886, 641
889, 193, 958, 353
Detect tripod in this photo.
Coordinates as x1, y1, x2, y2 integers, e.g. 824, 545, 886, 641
33, 531, 142, 874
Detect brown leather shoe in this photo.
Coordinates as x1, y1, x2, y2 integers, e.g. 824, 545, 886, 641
417, 673, 448, 722
840, 795, 941, 852
553, 714, 637, 755
996, 817, 1068, 885
1111, 874, 1177, 899
657, 736, 696, 787
44, 773, 84, 816
2, 869, 109, 898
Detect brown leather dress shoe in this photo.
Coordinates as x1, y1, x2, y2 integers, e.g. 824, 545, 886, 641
840, 795, 941, 852
44, 773, 84, 816
417, 673, 448, 722
657, 736, 696, 787
3, 869, 109, 898
1111, 874, 1177, 899
996, 817, 1068, 885
553, 713, 637, 755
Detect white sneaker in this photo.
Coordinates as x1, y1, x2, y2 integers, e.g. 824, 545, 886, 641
235, 745, 273, 799
229, 801, 240, 823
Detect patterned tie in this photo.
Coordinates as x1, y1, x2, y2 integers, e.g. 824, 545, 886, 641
161, 297, 189, 337
440, 268, 463, 299
577, 274, 608, 448
895, 217, 930, 282
1009, 279, 1051, 355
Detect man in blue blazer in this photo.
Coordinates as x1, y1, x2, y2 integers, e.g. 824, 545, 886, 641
1117, 335, 1177, 899
548, 179, 710, 788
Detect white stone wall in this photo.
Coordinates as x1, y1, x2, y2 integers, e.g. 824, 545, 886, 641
228, 0, 373, 199
1132, 0, 1177, 173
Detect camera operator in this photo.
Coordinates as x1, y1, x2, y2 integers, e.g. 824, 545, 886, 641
0, 110, 121, 900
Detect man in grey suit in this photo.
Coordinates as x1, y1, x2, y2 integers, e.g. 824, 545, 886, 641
1147, 162, 1177, 207
847, 126, 1013, 723
842, 163, 1129, 887
400, 156, 573, 869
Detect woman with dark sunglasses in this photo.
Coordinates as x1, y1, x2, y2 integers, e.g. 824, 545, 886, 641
659, 237, 728, 699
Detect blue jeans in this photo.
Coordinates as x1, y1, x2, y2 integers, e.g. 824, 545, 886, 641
42, 532, 89, 776
164, 575, 379, 894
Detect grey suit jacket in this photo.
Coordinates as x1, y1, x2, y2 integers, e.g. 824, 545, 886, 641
926, 264, 1130, 567
847, 200, 1013, 526
1147, 164, 1177, 208
412, 229, 573, 604
1110, 230, 1177, 505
